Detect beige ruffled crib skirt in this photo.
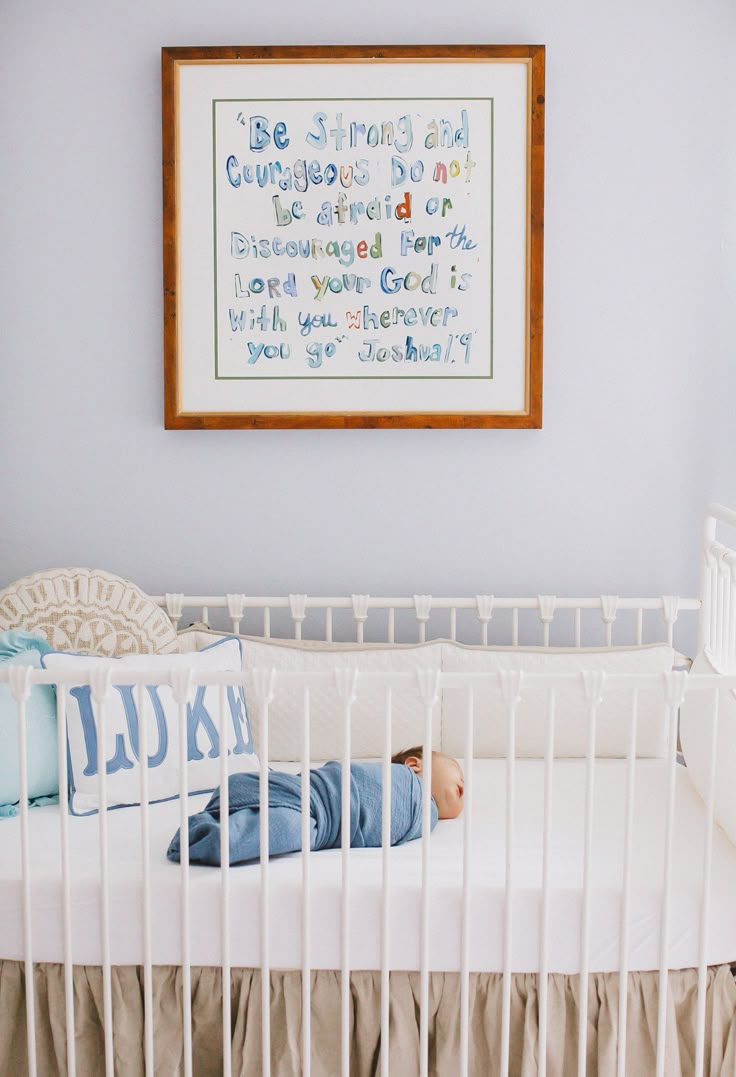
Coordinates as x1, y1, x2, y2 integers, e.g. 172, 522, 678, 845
1, 961, 735, 1076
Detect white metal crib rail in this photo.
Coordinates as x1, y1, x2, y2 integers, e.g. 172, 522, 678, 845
155, 593, 699, 649
2, 663, 731, 1077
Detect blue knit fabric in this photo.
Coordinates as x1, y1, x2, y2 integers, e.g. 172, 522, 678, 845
168, 761, 437, 866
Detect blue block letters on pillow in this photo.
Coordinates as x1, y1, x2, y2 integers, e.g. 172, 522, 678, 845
42, 637, 259, 815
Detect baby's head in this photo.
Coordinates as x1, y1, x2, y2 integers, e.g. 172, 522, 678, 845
392, 746, 464, 819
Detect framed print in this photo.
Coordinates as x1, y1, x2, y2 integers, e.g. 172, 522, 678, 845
162, 45, 545, 429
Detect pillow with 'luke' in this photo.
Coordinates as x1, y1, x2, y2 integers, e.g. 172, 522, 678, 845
42, 637, 258, 815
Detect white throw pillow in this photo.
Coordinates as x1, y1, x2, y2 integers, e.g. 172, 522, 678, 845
441, 643, 675, 758
239, 638, 443, 761
679, 652, 736, 847
43, 637, 258, 814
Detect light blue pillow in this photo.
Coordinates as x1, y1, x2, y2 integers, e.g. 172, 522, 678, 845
0, 630, 59, 814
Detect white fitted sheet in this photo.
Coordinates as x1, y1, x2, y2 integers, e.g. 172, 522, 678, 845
0, 760, 735, 973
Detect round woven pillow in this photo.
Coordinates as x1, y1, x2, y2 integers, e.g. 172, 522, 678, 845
0, 568, 179, 656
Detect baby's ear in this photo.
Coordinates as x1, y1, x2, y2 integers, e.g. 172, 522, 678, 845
404, 756, 422, 775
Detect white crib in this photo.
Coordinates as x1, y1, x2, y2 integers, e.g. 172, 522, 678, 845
1, 504, 736, 1076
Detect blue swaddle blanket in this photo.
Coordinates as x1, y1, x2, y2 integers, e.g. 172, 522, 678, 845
167, 761, 438, 866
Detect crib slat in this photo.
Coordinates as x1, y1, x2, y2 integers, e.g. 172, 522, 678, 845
717, 567, 726, 667
380, 687, 393, 1077
616, 687, 639, 1077
97, 685, 114, 1077
711, 558, 719, 661
301, 688, 312, 1077
55, 685, 76, 1077
459, 687, 474, 1077
656, 678, 684, 1077
14, 678, 37, 1077
538, 689, 555, 1077
578, 686, 600, 1077
694, 685, 720, 1077
707, 553, 717, 656
260, 693, 271, 1077
219, 684, 232, 1077
500, 688, 517, 1076
352, 595, 369, 644
419, 692, 434, 1077
341, 684, 353, 1077
177, 693, 193, 1077
137, 684, 154, 1076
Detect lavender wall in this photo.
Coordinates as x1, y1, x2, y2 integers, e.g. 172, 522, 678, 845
1, 0, 734, 621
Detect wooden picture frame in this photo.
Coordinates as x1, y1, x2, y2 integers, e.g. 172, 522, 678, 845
162, 45, 545, 429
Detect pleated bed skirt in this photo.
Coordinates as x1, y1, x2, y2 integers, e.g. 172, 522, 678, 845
1, 961, 735, 1076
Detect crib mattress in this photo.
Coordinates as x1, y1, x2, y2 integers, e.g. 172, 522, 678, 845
0, 760, 735, 973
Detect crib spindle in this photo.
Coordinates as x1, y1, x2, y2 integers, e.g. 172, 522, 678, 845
704, 548, 717, 659
53, 685, 76, 1077
172, 674, 193, 1077
538, 596, 556, 647
694, 683, 720, 1077
136, 683, 154, 1076
165, 592, 184, 630
578, 673, 603, 1077
476, 595, 494, 647
92, 670, 115, 1077
227, 593, 245, 636
301, 687, 312, 1077
418, 670, 438, 1077
500, 672, 521, 1077
380, 686, 393, 1077
414, 595, 432, 644
537, 687, 556, 1077
218, 683, 232, 1077
717, 561, 727, 668
616, 687, 640, 1077
656, 673, 687, 1077
728, 564, 736, 671
256, 672, 274, 1077
662, 596, 680, 649
459, 685, 475, 1077
601, 595, 619, 647
337, 668, 358, 1077
708, 546, 718, 658
290, 593, 307, 641
352, 594, 369, 644
10, 668, 37, 1077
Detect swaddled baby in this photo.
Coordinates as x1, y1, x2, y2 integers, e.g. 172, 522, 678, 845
168, 747, 464, 867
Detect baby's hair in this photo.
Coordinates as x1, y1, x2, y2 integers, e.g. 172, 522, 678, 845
391, 746, 424, 766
